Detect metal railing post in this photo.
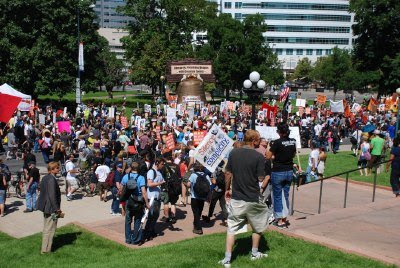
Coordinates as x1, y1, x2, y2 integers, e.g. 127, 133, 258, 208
290, 180, 295, 216
372, 165, 377, 202
318, 179, 323, 214
344, 172, 349, 208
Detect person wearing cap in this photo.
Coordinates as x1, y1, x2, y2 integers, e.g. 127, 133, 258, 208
24, 161, 40, 213
369, 130, 385, 173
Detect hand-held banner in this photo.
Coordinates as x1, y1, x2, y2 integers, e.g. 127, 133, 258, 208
194, 124, 234, 173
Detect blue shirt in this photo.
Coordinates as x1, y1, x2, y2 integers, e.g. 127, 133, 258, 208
391, 147, 400, 170
146, 169, 164, 200
189, 172, 211, 200
121, 172, 146, 196
113, 170, 123, 187
388, 125, 396, 139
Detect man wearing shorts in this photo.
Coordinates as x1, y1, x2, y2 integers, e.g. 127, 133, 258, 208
65, 154, 79, 201
95, 161, 111, 202
219, 130, 270, 267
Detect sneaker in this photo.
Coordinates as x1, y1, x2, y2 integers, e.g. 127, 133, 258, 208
67, 196, 72, 201
23, 209, 33, 213
268, 214, 275, 224
192, 229, 203, 235
218, 258, 231, 268
251, 252, 268, 261
111, 212, 122, 216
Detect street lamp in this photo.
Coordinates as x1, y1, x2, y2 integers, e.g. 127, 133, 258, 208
160, 75, 165, 100
395, 87, 400, 137
76, 2, 95, 104
243, 71, 266, 130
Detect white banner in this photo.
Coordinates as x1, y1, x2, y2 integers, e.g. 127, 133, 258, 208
76, 78, 81, 104
330, 100, 344, 113
39, 114, 46, 125
256, 126, 301, 149
296, 99, 306, 107
194, 124, 234, 173
78, 42, 84, 71
167, 107, 176, 126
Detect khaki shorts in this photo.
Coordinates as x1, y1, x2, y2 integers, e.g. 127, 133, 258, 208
227, 198, 271, 234
66, 178, 78, 189
97, 182, 108, 192
160, 191, 178, 205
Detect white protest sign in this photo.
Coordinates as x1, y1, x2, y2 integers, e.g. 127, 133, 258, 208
139, 119, 146, 129
63, 107, 67, 118
256, 126, 301, 149
194, 124, 234, 173
187, 107, 195, 122
296, 99, 306, 107
156, 105, 161, 115
330, 100, 344, 113
135, 116, 141, 128
167, 107, 177, 126
109, 107, 115, 118
52, 112, 56, 124
351, 103, 361, 113
144, 104, 151, 113
39, 114, 46, 125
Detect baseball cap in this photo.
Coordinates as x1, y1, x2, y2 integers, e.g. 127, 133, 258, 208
116, 162, 123, 169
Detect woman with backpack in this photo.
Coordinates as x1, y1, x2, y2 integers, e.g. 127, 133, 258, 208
185, 162, 211, 235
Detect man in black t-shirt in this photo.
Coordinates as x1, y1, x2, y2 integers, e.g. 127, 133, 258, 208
266, 123, 296, 229
219, 130, 270, 267
24, 162, 40, 212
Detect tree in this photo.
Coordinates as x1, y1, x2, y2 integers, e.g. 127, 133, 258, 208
96, 46, 126, 99
196, 14, 283, 99
0, 0, 107, 98
292, 58, 313, 82
122, 0, 217, 93
350, 0, 400, 95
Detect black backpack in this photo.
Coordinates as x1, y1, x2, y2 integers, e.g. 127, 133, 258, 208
193, 172, 210, 199
164, 163, 181, 197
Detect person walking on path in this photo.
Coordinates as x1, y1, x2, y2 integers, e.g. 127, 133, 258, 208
24, 161, 40, 213
369, 130, 385, 174
386, 137, 400, 197
267, 123, 296, 229
219, 130, 270, 267
36, 162, 62, 254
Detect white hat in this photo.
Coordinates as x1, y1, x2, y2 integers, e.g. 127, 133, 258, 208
374, 130, 380, 135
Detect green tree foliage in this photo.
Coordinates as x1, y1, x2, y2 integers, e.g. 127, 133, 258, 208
122, 0, 217, 93
292, 58, 313, 82
196, 14, 283, 99
0, 0, 108, 97
95, 46, 126, 99
350, 0, 400, 95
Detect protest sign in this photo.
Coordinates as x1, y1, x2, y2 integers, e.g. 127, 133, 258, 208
167, 107, 177, 126
165, 133, 175, 150
187, 107, 195, 122
57, 121, 71, 134
194, 124, 234, 173
193, 130, 207, 146
296, 99, 306, 107
63, 107, 67, 118
135, 116, 141, 128
139, 119, 146, 129
156, 105, 161, 115
39, 114, 46, 125
330, 100, 344, 113
120, 116, 128, 129
108, 107, 115, 118
53, 112, 56, 124
351, 103, 361, 113
144, 104, 151, 113
317, 94, 327, 104
256, 126, 301, 149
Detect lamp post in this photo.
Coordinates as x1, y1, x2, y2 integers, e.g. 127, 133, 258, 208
243, 71, 266, 130
76, 2, 95, 104
395, 87, 400, 137
160, 75, 165, 100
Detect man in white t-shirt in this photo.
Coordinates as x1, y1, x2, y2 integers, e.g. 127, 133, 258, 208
65, 154, 79, 201
306, 142, 319, 182
95, 163, 111, 202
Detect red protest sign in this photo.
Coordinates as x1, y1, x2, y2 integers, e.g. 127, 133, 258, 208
193, 130, 207, 146
165, 133, 175, 150
120, 116, 128, 129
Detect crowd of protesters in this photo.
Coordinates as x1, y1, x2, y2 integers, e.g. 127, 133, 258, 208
0, 92, 399, 265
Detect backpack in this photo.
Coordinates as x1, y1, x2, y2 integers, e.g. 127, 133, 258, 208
193, 172, 210, 199
215, 170, 225, 191
105, 171, 115, 188
119, 173, 139, 202
164, 164, 181, 197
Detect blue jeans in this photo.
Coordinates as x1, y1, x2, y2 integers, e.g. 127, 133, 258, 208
125, 202, 144, 244
271, 171, 293, 219
26, 182, 38, 210
33, 139, 39, 152
111, 187, 120, 214
306, 166, 318, 183
144, 199, 161, 238
42, 150, 50, 163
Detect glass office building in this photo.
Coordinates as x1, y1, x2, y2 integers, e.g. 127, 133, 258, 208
94, 0, 133, 29
219, 0, 355, 71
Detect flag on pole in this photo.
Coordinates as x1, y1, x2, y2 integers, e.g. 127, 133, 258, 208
279, 86, 290, 102
78, 42, 84, 71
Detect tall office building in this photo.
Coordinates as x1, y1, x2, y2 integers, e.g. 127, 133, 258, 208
94, 0, 133, 29
218, 0, 355, 72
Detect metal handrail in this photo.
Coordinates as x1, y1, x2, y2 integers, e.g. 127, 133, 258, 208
290, 159, 392, 216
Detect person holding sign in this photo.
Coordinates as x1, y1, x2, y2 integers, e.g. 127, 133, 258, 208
266, 123, 296, 229
219, 130, 270, 267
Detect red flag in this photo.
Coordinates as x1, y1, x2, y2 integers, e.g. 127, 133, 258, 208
0, 93, 21, 123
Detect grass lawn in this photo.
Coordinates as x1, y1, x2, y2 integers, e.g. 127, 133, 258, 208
0, 224, 391, 268
296, 151, 391, 187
